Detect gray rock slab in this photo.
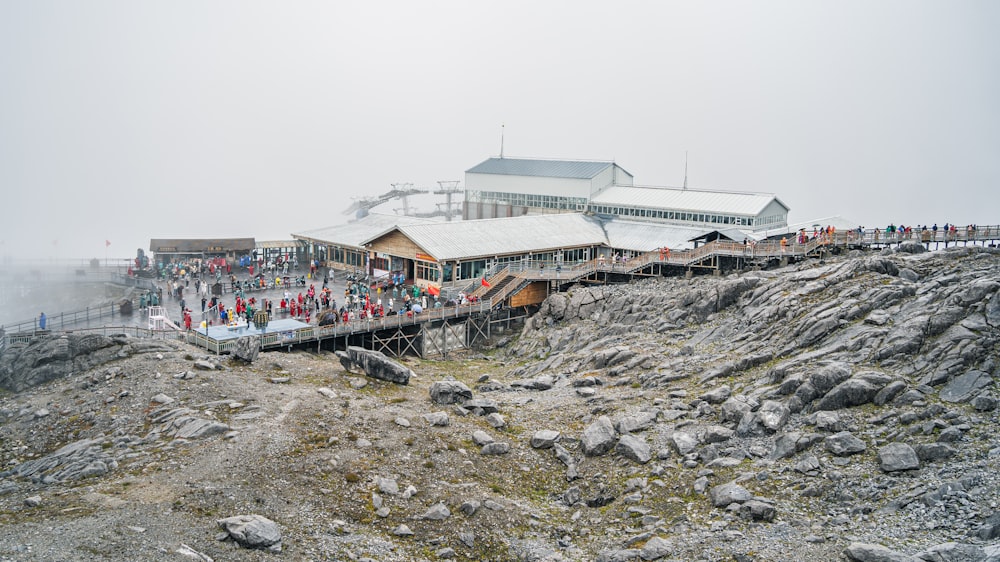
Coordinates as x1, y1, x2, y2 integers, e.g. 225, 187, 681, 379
421, 503, 451, 520
825, 431, 867, 456
345, 346, 411, 385
670, 430, 699, 455
581, 416, 617, 457
639, 536, 673, 560
530, 430, 560, 449
217, 514, 282, 551
429, 380, 473, 404
472, 430, 494, 446
878, 442, 920, 472
843, 542, 915, 562
480, 442, 511, 455
423, 412, 450, 426
939, 370, 992, 403
615, 434, 652, 464
709, 481, 753, 507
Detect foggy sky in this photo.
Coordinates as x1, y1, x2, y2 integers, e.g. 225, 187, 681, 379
2, 1, 998, 261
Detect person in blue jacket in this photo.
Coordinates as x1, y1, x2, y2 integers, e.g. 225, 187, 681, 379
38, 312, 47, 330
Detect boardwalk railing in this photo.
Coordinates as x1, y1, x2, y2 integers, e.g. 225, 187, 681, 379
184, 298, 496, 354
2, 325, 180, 350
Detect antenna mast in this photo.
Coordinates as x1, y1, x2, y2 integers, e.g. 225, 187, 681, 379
500, 123, 504, 158
683, 151, 688, 190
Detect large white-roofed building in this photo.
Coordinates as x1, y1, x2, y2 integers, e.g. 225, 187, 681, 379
464, 157, 633, 219
590, 185, 789, 232
359, 212, 729, 290
464, 156, 788, 232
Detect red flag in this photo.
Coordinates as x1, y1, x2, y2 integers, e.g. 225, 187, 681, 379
427, 285, 440, 296
105, 240, 111, 247
481, 278, 491, 288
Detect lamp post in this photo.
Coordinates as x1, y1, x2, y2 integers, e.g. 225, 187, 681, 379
254, 309, 269, 351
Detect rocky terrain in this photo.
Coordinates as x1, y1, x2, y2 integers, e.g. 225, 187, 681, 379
0, 244, 998, 561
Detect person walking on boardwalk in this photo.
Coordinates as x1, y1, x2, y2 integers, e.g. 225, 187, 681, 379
38, 312, 47, 331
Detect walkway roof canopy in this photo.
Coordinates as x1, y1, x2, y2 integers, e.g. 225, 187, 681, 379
592, 185, 786, 216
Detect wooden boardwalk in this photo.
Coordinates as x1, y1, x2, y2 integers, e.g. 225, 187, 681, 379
5, 225, 998, 358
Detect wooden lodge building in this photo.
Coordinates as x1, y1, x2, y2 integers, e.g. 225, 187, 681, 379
150, 238, 256, 265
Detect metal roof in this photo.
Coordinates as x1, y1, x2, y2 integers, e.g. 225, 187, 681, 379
601, 219, 709, 252
591, 185, 783, 216
367, 213, 609, 261
256, 240, 303, 249
291, 213, 438, 249
465, 157, 615, 180
149, 238, 255, 253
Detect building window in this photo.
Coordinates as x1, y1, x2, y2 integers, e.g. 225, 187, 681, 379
415, 260, 439, 282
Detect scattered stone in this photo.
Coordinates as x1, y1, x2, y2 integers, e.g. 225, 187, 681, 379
530, 430, 560, 449
472, 430, 494, 446
878, 442, 920, 472
394, 416, 411, 427
460, 500, 481, 516
480, 442, 510, 455
615, 434, 652, 464
709, 482, 753, 507
639, 536, 673, 560
429, 380, 474, 404
216, 514, 282, 552
484, 412, 506, 429
581, 416, 617, 456
23, 495, 41, 507
843, 542, 913, 562
670, 430, 699, 455
393, 524, 414, 536
825, 431, 866, 456
423, 412, 450, 426
422, 503, 451, 520
316, 387, 337, 399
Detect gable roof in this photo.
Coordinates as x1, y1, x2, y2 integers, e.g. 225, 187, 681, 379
592, 185, 785, 216
466, 157, 615, 180
364, 213, 608, 261
292, 213, 437, 250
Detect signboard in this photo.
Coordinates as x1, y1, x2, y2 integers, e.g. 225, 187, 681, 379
416, 253, 436, 262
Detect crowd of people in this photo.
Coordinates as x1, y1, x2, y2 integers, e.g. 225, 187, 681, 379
143, 255, 486, 333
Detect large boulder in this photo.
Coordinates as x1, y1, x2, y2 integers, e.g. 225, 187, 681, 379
429, 380, 474, 404
342, 346, 411, 385
581, 416, 617, 457
217, 514, 282, 552
615, 434, 652, 464
0, 333, 170, 392
233, 336, 260, 363
825, 431, 866, 456
878, 443, 920, 472
709, 481, 753, 507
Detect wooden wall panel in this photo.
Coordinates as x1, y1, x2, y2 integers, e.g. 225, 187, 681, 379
509, 281, 548, 307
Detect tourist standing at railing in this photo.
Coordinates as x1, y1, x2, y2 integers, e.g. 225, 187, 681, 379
38, 312, 47, 330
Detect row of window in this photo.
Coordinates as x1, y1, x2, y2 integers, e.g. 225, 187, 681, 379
590, 205, 755, 226
467, 190, 786, 229
468, 190, 587, 211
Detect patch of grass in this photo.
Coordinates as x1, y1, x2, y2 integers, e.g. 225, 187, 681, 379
344, 472, 361, 483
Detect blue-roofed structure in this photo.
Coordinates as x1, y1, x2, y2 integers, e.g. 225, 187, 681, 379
465, 157, 625, 180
